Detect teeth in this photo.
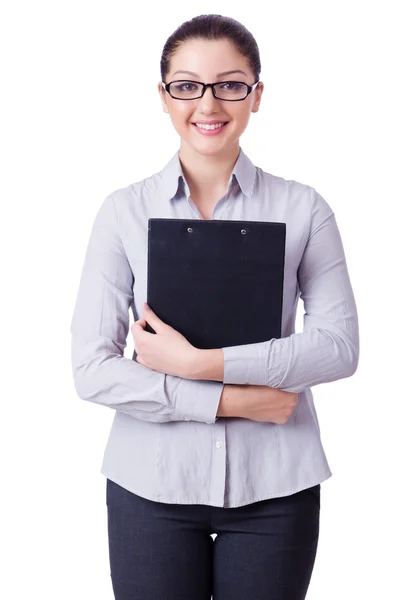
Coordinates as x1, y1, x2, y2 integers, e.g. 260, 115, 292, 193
195, 122, 226, 130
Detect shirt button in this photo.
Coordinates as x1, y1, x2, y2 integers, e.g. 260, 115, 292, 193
216, 440, 222, 448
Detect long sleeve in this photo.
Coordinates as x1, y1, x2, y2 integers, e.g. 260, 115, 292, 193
70, 194, 223, 423
221, 189, 360, 392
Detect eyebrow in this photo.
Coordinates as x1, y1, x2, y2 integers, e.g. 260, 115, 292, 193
171, 69, 248, 79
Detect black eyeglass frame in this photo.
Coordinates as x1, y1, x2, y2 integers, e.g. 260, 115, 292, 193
161, 79, 260, 101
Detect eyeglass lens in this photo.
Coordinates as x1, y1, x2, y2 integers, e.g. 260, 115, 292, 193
169, 81, 248, 100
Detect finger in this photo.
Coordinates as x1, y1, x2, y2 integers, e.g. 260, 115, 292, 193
132, 318, 146, 330
143, 304, 165, 332
131, 322, 143, 337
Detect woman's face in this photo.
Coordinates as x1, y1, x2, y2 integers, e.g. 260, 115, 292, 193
158, 38, 264, 156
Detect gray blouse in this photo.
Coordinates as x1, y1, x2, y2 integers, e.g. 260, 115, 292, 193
70, 146, 359, 508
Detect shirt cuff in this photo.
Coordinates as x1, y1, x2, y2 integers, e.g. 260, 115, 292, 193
222, 343, 267, 386
172, 378, 224, 424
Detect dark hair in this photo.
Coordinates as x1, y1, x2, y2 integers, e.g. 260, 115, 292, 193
160, 14, 261, 84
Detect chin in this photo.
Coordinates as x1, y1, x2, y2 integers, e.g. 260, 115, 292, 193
189, 144, 228, 157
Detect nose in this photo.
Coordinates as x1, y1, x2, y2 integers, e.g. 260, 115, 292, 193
197, 85, 219, 111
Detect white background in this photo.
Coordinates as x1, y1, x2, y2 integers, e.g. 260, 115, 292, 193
1, 1, 396, 598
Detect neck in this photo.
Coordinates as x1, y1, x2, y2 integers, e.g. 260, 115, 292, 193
178, 142, 240, 196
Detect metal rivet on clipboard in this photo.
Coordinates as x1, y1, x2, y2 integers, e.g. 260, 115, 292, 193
186, 227, 248, 234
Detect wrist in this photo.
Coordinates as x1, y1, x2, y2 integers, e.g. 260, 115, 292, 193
189, 348, 224, 381
217, 384, 242, 417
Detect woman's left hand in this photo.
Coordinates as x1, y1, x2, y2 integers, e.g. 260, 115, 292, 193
131, 303, 199, 379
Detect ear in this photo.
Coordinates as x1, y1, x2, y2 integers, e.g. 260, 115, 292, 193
158, 82, 169, 114
252, 82, 264, 113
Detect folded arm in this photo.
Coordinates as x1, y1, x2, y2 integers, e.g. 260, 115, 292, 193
70, 194, 223, 423
195, 190, 360, 392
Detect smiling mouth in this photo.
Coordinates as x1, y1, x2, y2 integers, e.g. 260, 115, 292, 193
191, 122, 230, 133
192, 122, 229, 127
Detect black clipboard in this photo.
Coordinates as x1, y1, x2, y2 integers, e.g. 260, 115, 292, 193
144, 218, 286, 350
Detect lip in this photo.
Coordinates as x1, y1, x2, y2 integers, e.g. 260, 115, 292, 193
191, 121, 229, 136
192, 120, 229, 125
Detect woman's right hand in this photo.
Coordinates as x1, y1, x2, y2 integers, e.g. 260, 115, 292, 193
217, 384, 299, 424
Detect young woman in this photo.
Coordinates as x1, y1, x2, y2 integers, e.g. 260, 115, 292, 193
70, 14, 359, 600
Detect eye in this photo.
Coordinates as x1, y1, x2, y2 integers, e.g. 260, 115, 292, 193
219, 82, 245, 90
175, 83, 198, 92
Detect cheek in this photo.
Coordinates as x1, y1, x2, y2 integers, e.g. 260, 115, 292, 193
234, 107, 251, 121
169, 104, 192, 124
231, 109, 252, 132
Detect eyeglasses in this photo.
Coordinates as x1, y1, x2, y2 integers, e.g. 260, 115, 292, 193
162, 79, 260, 101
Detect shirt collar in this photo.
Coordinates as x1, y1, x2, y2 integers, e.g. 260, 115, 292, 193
157, 146, 257, 203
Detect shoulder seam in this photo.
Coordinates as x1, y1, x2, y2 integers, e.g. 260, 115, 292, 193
308, 187, 335, 240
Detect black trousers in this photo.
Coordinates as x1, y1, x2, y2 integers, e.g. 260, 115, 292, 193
106, 478, 321, 600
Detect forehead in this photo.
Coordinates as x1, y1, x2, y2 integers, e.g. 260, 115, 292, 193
170, 38, 250, 79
